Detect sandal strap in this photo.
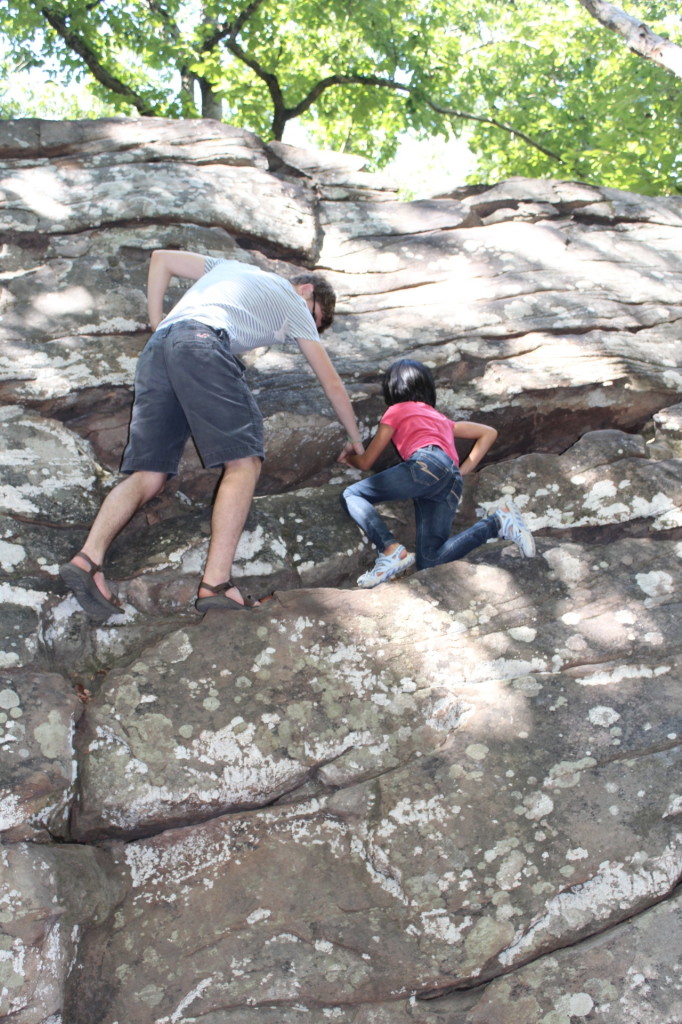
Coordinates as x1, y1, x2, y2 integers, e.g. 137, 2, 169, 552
198, 579, 235, 595
76, 551, 103, 576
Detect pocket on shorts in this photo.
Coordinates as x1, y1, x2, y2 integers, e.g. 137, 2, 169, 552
173, 324, 215, 348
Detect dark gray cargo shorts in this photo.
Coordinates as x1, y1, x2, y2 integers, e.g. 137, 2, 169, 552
121, 319, 265, 475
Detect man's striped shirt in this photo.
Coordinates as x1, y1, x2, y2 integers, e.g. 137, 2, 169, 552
159, 257, 319, 354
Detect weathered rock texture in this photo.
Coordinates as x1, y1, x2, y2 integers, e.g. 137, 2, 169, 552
0, 117, 680, 1023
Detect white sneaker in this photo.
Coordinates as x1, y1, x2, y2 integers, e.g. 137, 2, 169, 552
495, 500, 536, 557
357, 545, 416, 588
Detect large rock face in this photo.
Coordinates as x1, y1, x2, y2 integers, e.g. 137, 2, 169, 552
0, 117, 680, 1023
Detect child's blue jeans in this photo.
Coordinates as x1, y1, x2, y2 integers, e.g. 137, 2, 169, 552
341, 445, 499, 570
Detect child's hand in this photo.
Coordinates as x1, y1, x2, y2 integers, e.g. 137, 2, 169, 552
338, 440, 364, 465
340, 423, 391, 472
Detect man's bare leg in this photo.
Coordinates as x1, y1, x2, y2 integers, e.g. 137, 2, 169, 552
68, 471, 167, 600
197, 456, 262, 606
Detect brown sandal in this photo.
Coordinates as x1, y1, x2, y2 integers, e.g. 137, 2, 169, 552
195, 579, 259, 613
59, 551, 123, 620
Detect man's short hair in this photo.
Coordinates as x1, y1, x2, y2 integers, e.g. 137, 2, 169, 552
291, 272, 336, 334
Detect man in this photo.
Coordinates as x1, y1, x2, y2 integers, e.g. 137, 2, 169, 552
59, 249, 365, 618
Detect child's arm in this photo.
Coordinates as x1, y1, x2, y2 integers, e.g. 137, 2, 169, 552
340, 423, 395, 471
454, 421, 498, 475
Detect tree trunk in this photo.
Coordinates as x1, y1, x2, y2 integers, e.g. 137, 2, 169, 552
200, 79, 223, 120
179, 70, 199, 116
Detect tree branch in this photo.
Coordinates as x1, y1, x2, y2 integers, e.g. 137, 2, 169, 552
283, 72, 564, 161
196, 1, 563, 155
231, 0, 270, 41
578, 0, 682, 78
40, 5, 159, 113
223, 36, 288, 137
142, 0, 181, 41
199, 0, 270, 52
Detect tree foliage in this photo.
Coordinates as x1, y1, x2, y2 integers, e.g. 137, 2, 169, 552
1, 0, 681, 194
461, 2, 682, 196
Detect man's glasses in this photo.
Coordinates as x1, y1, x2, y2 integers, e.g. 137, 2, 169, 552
310, 290, 332, 333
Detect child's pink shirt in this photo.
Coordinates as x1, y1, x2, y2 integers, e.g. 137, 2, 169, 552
381, 401, 459, 465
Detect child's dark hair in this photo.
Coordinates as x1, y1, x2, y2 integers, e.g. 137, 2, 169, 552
382, 359, 437, 408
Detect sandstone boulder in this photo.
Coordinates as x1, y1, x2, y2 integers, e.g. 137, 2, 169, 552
0, 117, 680, 1024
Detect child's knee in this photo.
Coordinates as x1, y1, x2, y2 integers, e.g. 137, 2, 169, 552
415, 549, 436, 572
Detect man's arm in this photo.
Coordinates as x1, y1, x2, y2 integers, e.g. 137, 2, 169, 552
147, 250, 207, 330
296, 337, 364, 457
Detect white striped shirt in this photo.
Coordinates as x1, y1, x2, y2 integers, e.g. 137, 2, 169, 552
159, 257, 319, 354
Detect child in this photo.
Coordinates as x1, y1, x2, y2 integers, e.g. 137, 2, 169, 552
339, 359, 535, 588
